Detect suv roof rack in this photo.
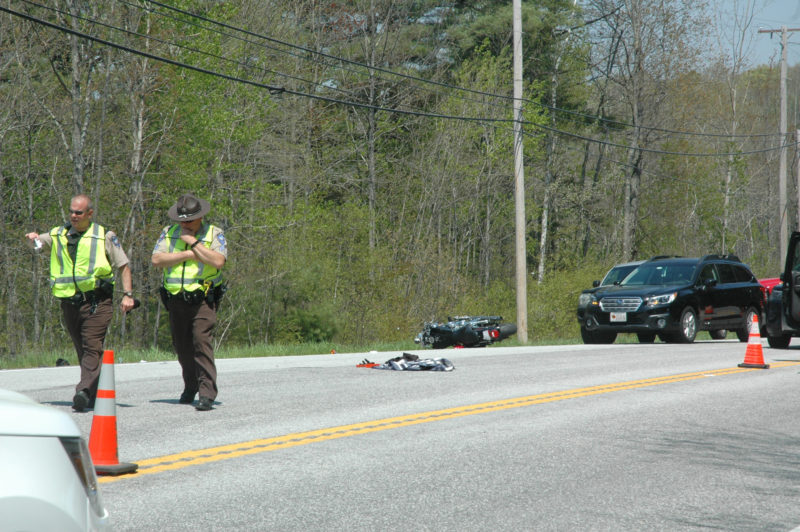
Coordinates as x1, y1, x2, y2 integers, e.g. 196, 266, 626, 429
700, 254, 741, 262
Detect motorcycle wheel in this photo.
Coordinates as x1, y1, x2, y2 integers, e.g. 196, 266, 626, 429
497, 323, 517, 339
431, 336, 452, 349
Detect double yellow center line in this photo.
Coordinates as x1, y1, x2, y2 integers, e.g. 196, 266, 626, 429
99, 361, 799, 484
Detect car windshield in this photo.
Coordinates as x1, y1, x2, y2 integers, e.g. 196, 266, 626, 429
602, 264, 639, 286
621, 263, 696, 286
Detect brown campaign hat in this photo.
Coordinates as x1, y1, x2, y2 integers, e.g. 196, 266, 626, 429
167, 193, 210, 222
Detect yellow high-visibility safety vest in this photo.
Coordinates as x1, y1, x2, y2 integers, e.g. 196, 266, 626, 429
162, 224, 223, 295
49, 223, 113, 298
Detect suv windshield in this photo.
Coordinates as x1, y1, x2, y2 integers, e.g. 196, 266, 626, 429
602, 264, 640, 286
621, 263, 696, 286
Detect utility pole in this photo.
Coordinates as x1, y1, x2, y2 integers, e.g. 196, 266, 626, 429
512, 0, 528, 343
759, 26, 799, 257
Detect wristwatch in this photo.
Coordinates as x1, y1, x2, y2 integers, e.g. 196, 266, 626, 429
123, 291, 134, 298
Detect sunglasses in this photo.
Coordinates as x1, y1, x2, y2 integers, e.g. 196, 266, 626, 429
69, 209, 85, 215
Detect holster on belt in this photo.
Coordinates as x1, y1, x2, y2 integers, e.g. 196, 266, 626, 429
159, 286, 171, 310
206, 282, 227, 305
182, 290, 205, 305
160, 282, 227, 309
98, 279, 114, 298
61, 289, 109, 307
161, 288, 205, 306
62, 294, 85, 306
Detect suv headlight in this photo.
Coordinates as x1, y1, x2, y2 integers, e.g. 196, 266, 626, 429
578, 293, 592, 307
645, 292, 676, 307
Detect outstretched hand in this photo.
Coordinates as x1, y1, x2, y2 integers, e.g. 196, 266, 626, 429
121, 296, 137, 314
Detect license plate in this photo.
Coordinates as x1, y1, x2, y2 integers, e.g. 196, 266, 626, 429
610, 312, 627, 322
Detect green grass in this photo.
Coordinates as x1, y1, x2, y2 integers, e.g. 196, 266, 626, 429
215, 341, 420, 359
0, 341, 422, 370
0, 336, 589, 370
0, 349, 81, 370
0, 329, 737, 370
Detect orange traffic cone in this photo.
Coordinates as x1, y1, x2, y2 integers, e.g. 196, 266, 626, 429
88, 350, 138, 475
738, 314, 770, 369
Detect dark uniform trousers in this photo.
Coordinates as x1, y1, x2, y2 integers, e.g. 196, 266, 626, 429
168, 297, 218, 400
61, 298, 113, 398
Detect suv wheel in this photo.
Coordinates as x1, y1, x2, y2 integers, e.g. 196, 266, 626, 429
709, 329, 727, 340
580, 327, 595, 344
677, 307, 697, 343
767, 334, 791, 348
736, 307, 758, 342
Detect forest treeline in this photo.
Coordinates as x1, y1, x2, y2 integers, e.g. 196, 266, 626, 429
1, 0, 797, 358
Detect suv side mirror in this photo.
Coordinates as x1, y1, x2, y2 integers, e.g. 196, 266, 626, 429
592, 280, 600, 287
701, 278, 717, 290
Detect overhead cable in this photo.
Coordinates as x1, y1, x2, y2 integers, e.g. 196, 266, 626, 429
0, 5, 792, 158
137, 0, 785, 140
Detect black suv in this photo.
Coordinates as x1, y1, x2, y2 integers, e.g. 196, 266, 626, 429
579, 255, 764, 344
577, 260, 644, 343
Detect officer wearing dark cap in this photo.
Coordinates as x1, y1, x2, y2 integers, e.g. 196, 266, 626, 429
152, 193, 227, 411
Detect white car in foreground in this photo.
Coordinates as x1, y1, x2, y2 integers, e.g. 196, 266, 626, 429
0, 388, 109, 531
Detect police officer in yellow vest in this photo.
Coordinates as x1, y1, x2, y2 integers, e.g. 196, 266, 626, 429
152, 193, 227, 411
25, 194, 135, 412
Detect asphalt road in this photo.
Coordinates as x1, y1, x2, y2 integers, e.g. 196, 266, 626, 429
3, 340, 800, 531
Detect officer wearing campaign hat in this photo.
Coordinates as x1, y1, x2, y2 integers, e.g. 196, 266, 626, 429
152, 193, 227, 411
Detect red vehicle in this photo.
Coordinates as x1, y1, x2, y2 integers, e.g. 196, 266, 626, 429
760, 277, 781, 296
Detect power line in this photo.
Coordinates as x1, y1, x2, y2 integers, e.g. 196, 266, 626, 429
554, 137, 772, 201
13, 2, 514, 121
0, 4, 285, 94
19, 0, 357, 99
1, 4, 792, 159
119, 0, 519, 116
137, 0, 784, 141
23, 0, 787, 145
0, 5, 526, 135
138, 1, 514, 105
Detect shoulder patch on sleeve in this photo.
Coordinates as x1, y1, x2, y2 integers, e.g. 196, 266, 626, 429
152, 230, 167, 254
110, 234, 121, 248
217, 233, 227, 252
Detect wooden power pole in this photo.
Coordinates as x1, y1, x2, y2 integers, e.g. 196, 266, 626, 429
759, 25, 799, 258
512, 0, 528, 343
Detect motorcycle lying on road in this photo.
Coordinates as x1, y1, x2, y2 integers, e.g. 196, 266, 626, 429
414, 315, 517, 349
